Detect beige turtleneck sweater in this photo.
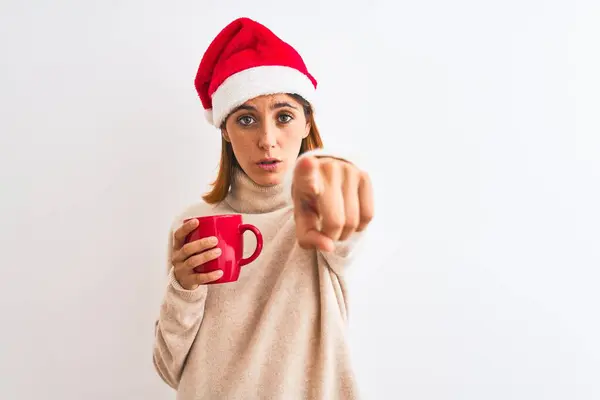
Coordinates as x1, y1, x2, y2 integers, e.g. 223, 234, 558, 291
153, 154, 365, 399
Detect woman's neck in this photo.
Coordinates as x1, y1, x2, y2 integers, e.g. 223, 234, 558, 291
224, 166, 292, 214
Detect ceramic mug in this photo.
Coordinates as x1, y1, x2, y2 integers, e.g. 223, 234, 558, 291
184, 214, 263, 284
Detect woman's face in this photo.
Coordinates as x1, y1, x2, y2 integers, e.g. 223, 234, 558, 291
222, 93, 310, 186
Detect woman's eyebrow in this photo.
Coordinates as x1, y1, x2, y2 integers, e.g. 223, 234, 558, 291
271, 102, 297, 110
231, 102, 297, 114
231, 104, 257, 113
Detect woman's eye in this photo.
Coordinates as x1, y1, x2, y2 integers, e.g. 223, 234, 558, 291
237, 115, 255, 126
278, 114, 293, 123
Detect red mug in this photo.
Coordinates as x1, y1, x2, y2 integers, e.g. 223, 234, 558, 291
183, 214, 263, 284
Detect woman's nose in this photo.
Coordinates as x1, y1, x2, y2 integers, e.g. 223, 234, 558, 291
258, 121, 277, 149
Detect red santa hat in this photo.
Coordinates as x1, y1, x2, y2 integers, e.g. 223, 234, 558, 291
194, 17, 318, 128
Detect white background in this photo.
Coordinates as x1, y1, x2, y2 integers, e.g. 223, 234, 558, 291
1, 0, 599, 399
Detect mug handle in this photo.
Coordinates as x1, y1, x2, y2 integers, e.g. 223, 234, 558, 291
239, 224, 263, 267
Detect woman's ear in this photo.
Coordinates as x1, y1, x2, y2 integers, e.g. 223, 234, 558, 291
303, 121, 311, 139
221, 127, 231, 142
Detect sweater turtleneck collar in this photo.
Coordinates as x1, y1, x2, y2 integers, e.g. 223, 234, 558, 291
224, 166, 293, 214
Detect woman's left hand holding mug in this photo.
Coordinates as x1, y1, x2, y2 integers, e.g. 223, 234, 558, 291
171, 219, 224, 290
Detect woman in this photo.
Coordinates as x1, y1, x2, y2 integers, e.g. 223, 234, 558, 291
153, 17, 374, 399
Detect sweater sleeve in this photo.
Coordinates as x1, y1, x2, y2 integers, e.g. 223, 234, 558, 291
318, 230, 366, 276
152, 228, 209, 389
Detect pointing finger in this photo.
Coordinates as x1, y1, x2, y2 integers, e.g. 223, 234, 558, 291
293, 156, 323, 197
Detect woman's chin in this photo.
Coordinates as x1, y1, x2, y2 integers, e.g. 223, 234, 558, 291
249, 169, 285, 186
254, 174, 283, 187
247, 163, 288, 186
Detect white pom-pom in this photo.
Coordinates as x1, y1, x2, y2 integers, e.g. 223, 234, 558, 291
204, 109, 214, 125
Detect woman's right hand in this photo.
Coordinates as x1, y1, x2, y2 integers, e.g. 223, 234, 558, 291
171, 219, 223, 290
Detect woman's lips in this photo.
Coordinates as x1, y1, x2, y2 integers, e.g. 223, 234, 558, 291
257, 159, 282, 171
